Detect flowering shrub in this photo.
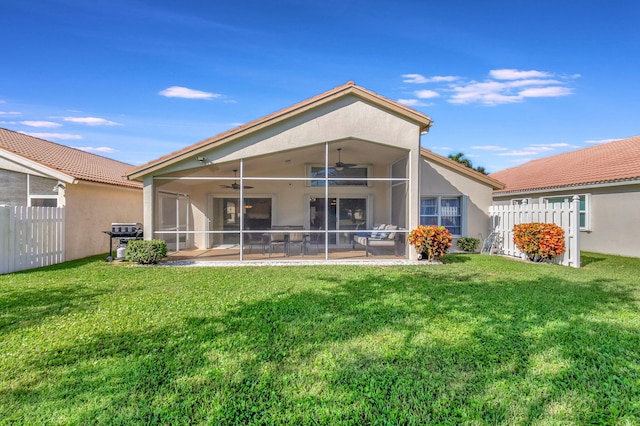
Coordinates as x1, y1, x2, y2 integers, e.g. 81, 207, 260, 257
407, 225, 452, 261
512, 223, 565, 262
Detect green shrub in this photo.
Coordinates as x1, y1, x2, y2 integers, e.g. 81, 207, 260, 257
513, 222, 565, 262
407, 225, 453, 261
125, 240, 167, 264
456, 237, 480, 252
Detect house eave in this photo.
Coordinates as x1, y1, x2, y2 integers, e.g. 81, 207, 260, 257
0, 147, 77, 184
493, 177, 640, 197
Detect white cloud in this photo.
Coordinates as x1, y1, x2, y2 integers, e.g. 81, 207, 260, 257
22, 132, 82, 140
402, 74, 459, 84
0, 111, 21, 116
414, 89, 440, 99
63, 117, 121, 126
489, 69, 552, 80
530, 143, 576, 148
518, 86, 573, 98
404, 68, 577, 106
497, 150, 543, 156
159, 86, 221, 100
584, 138, 621, 144
73, 146, 118, 154
397, 98, 431, 107
20, 120, 62, 128
471, 145, 509, 151
449, 81, 523, 105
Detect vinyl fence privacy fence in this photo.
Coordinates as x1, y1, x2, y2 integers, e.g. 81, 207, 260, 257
488, 196, 581, 268
0, 206, 65, 274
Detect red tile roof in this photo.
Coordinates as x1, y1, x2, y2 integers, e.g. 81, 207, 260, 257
491, 135, 640, 194
127, 81, 433, 179
0, 128, 142, 189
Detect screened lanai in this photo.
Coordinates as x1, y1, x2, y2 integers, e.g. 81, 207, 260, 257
151, 140, 412, 261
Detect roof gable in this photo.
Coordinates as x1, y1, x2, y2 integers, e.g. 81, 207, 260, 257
490, 135, 640, 194
420, 148, 505, 190
127, 81, 433, 180
0, 128, 141, 189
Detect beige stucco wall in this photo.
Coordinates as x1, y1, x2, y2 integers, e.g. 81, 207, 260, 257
155, 97, 421, 176
420, 158, 495, 243
583, 185, 640, 257
493, 183, 640, 258
63, 181, 142, 260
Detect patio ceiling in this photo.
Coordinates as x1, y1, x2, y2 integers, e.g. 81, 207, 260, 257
156, 139, 409, 182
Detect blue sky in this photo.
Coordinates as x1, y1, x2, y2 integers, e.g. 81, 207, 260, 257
1, 0, 639, 173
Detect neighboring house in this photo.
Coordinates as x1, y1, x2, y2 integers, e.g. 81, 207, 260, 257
127, 82, 503, 261
0, 128, 143, 261
490, 136, 640, 258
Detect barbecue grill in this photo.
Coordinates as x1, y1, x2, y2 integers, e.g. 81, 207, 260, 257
102, 222, 143, 262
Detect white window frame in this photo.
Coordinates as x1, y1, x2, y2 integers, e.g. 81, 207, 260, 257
419, 195, 467, 237
305, 164, 373, 187
28, 195, 58, 207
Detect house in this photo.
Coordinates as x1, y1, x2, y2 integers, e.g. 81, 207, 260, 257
490, 136, 640, 258
0, 128, 143, 261
126, 82, 503, 261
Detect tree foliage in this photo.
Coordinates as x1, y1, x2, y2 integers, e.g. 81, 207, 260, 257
447, 152, 489, 175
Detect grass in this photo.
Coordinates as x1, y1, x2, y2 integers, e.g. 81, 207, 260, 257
1, 253, 639, 425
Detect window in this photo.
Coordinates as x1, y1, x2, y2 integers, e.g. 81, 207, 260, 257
29, 196, 57, 207
420, 196, 462, 235
308, 166, 370, 186
543, 195, 588, 230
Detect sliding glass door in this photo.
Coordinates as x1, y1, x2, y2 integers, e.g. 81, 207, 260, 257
310, 197, 367, 245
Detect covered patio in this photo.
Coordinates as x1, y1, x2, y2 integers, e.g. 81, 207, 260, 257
151, 139, 411, 261
127, 82, 434, 262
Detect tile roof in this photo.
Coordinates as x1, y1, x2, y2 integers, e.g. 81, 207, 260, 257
490, 135, 640, 194
127, 81, 433, 179
0, 128, 142, 189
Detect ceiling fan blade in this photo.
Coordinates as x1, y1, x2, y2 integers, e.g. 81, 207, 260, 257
334, 148, 356, 169
336, 161, 357, 168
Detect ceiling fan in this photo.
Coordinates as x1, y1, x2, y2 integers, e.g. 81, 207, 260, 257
220, 169, 254, 190
334, 148, 356, 170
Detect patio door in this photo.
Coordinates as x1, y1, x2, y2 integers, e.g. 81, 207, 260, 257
158, 191, 189, 250
210, 197, 272, 246
310, 197, 367, 245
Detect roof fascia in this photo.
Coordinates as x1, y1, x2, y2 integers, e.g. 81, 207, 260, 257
420, 148, 505, 189
127, 83, 433, 181
493, 178, 640, 196
0, 148, 76, 184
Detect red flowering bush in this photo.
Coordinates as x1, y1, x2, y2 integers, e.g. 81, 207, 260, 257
407, 225, 452, 261
513, 223, 565, 262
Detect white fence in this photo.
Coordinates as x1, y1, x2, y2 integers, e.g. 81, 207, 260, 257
488, 196, 581, 267
0, 206, 65, 274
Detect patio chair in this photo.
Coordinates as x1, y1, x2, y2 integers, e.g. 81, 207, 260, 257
268, 231, 288, 257
287, 231, 307, 257
244, 232, 268, 254
308, 227, 325, 254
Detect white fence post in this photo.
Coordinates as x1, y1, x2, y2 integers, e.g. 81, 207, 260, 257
0, 206, 65, 275
489, 199, 580, 268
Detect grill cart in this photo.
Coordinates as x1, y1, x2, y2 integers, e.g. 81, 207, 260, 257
102, 222, 143, 262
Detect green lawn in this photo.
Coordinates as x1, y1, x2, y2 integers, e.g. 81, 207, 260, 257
1, 253, 639, 425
